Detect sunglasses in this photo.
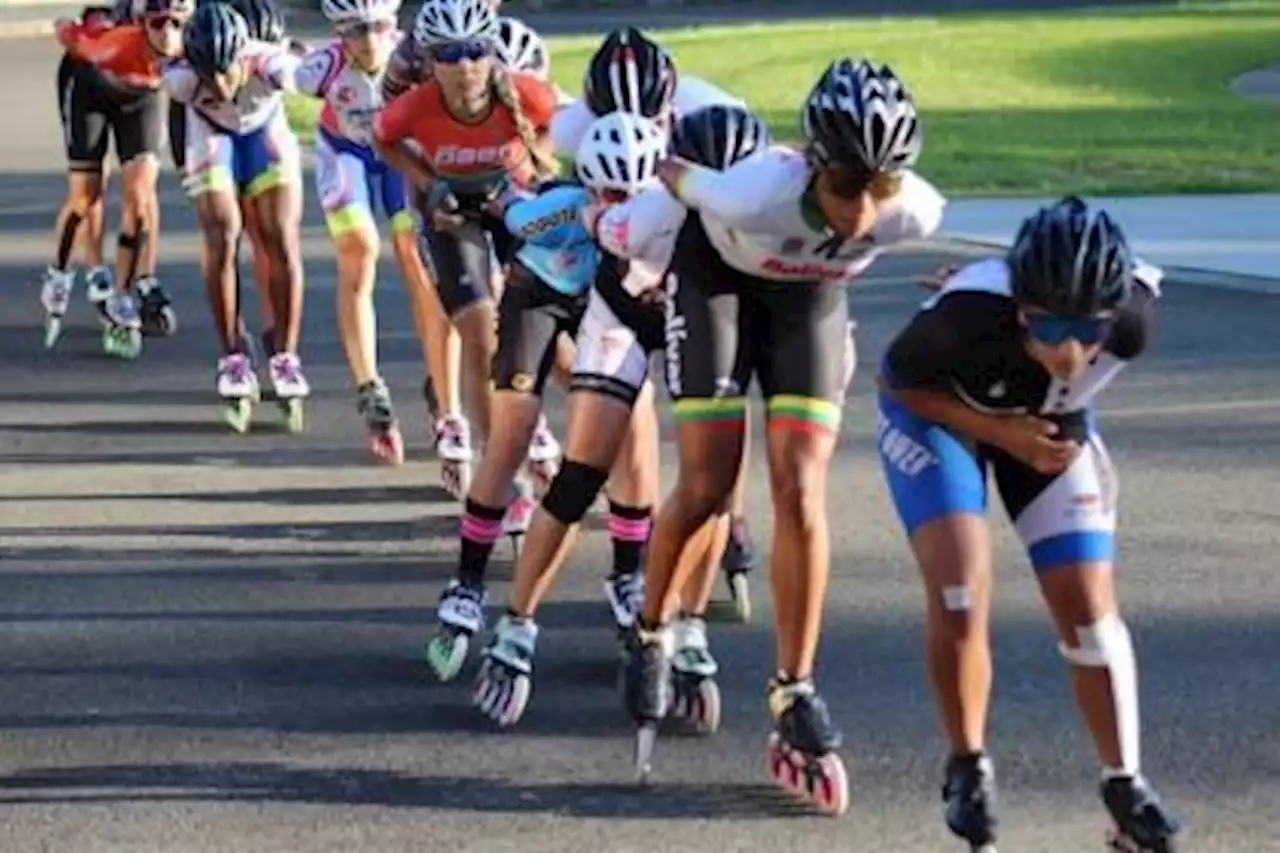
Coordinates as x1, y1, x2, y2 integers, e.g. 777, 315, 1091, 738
145, 15, 183, 31
338, 18, 394, 37
1024, 313, 1113, 346
431, 39, 492, 64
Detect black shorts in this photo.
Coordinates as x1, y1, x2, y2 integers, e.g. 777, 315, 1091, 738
418, 208, 517, 317
492, 262, 586, 397
664, 214, 849, 432
168, 99, 187, 171
58, 54, 165, 171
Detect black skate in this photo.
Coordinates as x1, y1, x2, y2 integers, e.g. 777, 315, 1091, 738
943, 752, 999, 852
1102, 776, 1181, 853
620, 623, 672, 782
137, 278, 177, 337
765, 677, 849, 816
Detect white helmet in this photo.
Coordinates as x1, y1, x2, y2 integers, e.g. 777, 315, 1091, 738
575, 112, 666, 196
494, 16, 549, 78
413, 0, 497, 46
322, 0, 400, 25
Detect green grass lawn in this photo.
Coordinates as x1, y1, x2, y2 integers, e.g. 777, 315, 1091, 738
284, 2, 1280, 195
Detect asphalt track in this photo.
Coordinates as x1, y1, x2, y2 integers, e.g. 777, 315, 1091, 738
2, 36, 1279, 853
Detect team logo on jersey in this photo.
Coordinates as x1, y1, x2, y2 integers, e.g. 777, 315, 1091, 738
510, 372, 534, 393
336, 86, 355, 106
780, 237, 804, 256
434, 144, 510, 167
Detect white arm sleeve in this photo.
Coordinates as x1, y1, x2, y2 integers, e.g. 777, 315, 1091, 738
291, 44, 341, 98
672, 148, 794, 224
550, 100, 592, 158
161, 61, 199, 104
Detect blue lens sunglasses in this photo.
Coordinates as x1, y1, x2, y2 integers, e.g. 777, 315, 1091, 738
431, 39, 492, 64
1024, 312, 1114, 346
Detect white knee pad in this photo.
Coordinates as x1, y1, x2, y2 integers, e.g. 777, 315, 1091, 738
1059, 613, 1141, 773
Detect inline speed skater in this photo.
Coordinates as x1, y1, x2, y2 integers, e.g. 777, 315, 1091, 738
877, 197, 1181, 853
292, 0, 442, 464
473, 105, 770, 732
434, 146, 603, 689
378, 1, 556, 469
373, 0, 560, 501
164, 2, 308, 433
48, 0, 191, 355
552, 25, 763, 621
626, 59, 945, 811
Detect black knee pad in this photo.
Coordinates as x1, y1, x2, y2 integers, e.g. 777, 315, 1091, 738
541, 460, 610, 525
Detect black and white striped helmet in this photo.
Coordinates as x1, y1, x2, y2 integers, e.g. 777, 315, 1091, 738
574, 112, 666, 195
1008, 196, 1133, 316
413, 0, 496, 46
495, 16, 549, 78
802, 58, 921, 173
583, 27, 676, 118
670, 105, 771, 171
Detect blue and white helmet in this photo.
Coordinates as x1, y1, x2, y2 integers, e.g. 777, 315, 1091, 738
413, 0, 496, 46
494, 16, 548, 78
322, 0, 399, 25
575, 112, 666, 196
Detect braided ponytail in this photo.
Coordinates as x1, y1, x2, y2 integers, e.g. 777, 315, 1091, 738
491, 67, 558, 181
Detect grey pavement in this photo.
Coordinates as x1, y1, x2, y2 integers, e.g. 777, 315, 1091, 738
2, 34, 1280, 853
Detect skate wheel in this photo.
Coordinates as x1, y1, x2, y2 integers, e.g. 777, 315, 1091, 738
370, 431, 405, 466
158, 306, 178, 336
43, 318, 62, 351
728, 573, 751, 622
695, 678, 721, 735
507, 533, 523, 560
765, 736, 850, 817
279, 398, 305, 434
424, 631, 470, 682
812, 751, 850, 817
222, 399, 253, 434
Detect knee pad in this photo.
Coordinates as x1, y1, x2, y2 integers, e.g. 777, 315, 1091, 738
1058, 613, 1133, 667
540, 460, 610, 525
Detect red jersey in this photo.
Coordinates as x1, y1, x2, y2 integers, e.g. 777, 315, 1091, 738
57, 20, 163, 92
373, 72, 557, 186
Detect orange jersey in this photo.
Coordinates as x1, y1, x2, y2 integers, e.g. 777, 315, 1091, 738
57, 21, 162, 92
372, 72, 557, 186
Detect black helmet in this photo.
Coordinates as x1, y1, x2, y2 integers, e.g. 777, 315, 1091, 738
224, 0, 283, 42
184, 2, 248, 76
1007, 196, 1133, 316
583, 27, 676, 118
802, 57, 921, 173
670, 105, 771, 171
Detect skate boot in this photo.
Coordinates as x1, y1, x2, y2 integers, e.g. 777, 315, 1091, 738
604, 571, 645, 642
268, 352, 309, 434
217, 353, 261, 434
424, 579, 486, 682
669, 615, 721, 734
101, 289, 142, 360
943, 752, 999, 852
435, 414, 474, 500
1102, 775, 1181, 853
524, 414, 561, 498
721, 515, 757, 622
39, 266, 75, 350
357, 378, 404, 465
765, 676, 849, 816
473, 613, 538, 727
621, 622, 673, 782
502, 470, 536, 558
85, 266, 114, 326
136, 276, 177, 337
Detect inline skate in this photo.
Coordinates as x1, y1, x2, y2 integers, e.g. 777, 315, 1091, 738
435, 413, 474, 500
943, 752, 999, 852
621, 622, 673, 782
1102, 775, 1181, 853
668, 615, 720, 734
765, 677, 849, 816
217, 353, 260, 433
358, 378, 404, 465
424, 579, 487, 681
136, 276, 177, 337
473, 613, 537, 727
268, 352, 308, 434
